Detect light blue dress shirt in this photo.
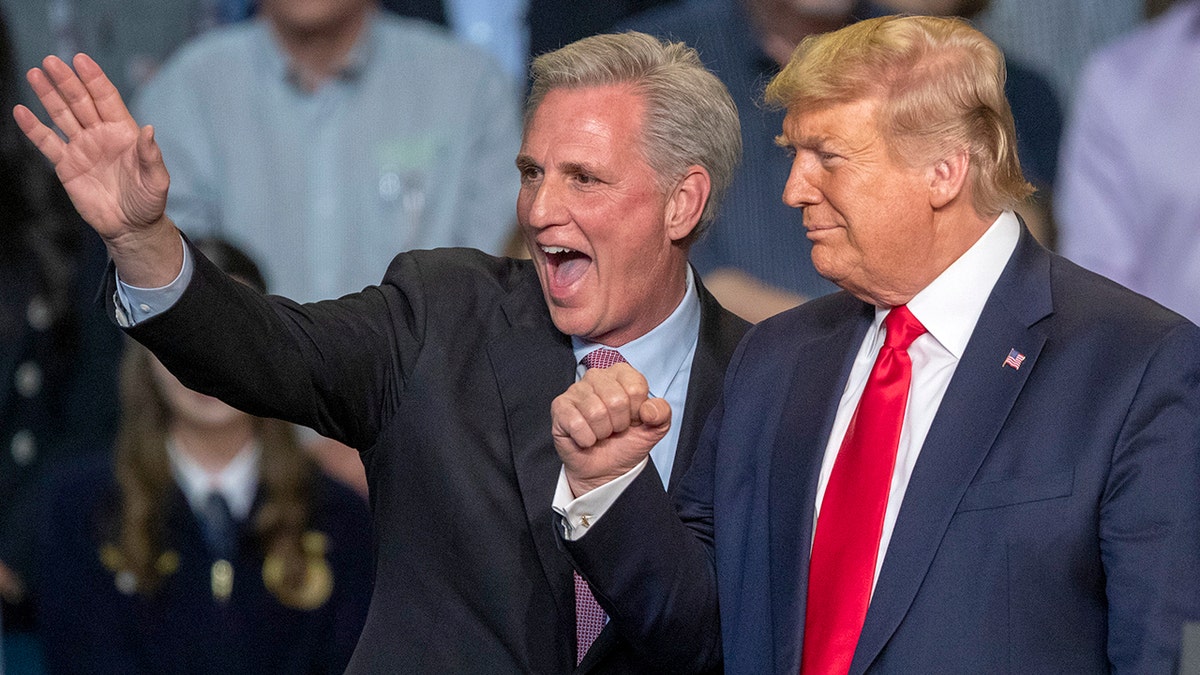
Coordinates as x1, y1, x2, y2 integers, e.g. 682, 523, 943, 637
132, 11, 522, 303
445, 0, 530, 82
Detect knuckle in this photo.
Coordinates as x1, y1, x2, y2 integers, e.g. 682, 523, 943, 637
564, 416, 589, 437
599, 390, 631, 413
624, 380, 649, 399
579, 397, 611, 423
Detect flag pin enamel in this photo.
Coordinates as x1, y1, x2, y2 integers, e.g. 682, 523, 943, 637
1002, 348, 1026, 370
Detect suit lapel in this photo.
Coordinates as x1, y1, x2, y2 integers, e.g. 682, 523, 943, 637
851, 229, 1055, 673
486, 276, 578, 637
772, 298, 874, 673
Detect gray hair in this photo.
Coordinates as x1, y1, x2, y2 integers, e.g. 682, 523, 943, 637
526, 31, 742, 241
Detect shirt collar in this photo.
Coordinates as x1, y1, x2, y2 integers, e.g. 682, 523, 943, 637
168, 437, 262, 521
257, 11, 377, 90
901, 210, 1021, 359
572, 266, 701, 398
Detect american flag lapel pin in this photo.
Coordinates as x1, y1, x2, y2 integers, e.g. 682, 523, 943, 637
1002, 348, 1026, 370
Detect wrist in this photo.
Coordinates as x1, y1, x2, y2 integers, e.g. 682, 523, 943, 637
106, 218, 184, 288
567, 473, 621, 498
566, 462, 642, 498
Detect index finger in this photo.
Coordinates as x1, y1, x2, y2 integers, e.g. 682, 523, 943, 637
606, 362, 653, 419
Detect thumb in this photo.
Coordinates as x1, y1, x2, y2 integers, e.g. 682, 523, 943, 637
637, 397, 672, 431
128, 124, 170, 225
136, 125, 167, 179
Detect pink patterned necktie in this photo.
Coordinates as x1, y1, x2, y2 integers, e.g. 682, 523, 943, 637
801, 305, 926, 674
581, 347, 626, 370
573, 347, 626, 664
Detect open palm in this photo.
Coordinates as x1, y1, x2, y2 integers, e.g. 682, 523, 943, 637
12, 54, 169, 242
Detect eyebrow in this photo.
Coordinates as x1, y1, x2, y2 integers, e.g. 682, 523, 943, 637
514, 156, 598, 176
559, 161, 594, 177
775, 133, 834, 150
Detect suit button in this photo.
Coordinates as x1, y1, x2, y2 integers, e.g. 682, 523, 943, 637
14, 361, 43, 398
11, 430, 36, 466
115, 570, 138, 595
26, 296, 51, 331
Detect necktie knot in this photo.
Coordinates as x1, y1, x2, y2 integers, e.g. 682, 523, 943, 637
581, 348, 626, 370
883, 305, 926, 352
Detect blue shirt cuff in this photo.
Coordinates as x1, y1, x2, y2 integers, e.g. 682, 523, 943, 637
113, 234, 193, 326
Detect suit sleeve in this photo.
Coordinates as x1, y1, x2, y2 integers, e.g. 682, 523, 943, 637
119, 238, 428, 450
1101, 320, 1200, 672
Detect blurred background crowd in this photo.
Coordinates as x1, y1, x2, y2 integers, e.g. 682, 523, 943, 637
2, 0, 1195, 672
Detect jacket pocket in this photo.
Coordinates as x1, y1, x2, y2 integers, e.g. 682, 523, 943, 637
955, 470, 1073, 513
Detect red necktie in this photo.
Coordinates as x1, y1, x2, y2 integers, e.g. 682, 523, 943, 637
573, 347, 626, 664
801, 306, 926, 675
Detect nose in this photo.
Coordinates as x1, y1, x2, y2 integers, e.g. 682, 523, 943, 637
522, 176, 569, 231
781, 154, 822, 210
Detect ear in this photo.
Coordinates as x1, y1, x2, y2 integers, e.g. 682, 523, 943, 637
928, 147, 970, 210
664, 165, 712, 242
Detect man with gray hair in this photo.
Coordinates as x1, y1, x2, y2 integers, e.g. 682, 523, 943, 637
551, 14, 1200, 673
15, 31, 747, 672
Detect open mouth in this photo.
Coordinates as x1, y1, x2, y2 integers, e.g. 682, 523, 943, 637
541, 245, 591, 289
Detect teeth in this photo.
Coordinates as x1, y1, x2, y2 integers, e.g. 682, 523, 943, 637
540, 245, 575, 255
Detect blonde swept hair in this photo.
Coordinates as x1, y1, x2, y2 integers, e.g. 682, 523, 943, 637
765, 15, 1034, 217
526, 31, 742, 241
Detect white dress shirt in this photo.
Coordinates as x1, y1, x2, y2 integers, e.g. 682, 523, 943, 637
815, 211, 1019, 590
168, 437, 261, 522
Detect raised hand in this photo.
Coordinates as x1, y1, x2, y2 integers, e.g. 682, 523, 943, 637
551, 362, 672, 497
12, 54, 180, 286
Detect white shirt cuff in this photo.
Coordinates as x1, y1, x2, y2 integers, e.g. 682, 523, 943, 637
113, 234, 193, 327
551, 457, 649, 541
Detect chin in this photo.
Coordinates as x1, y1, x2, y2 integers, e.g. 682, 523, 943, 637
809, 258, 839, 284
548, 307, 591, 339
183, 403, 247, 429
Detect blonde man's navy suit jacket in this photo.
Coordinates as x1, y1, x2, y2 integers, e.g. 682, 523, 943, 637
564, 226, 1200, 673
113, 242, 748, 673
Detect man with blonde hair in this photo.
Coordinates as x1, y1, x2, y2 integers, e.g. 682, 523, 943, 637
550, 15, 1200, 673
15, 30, 747, 672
